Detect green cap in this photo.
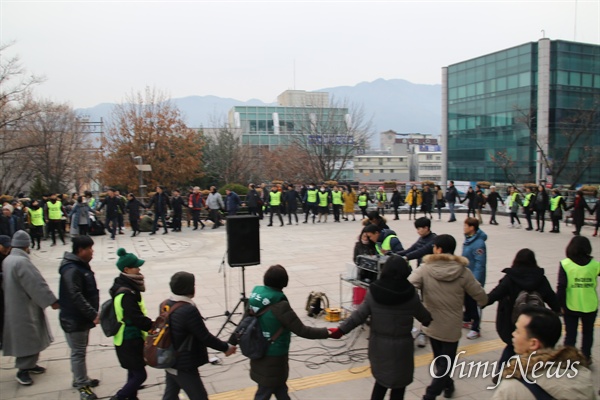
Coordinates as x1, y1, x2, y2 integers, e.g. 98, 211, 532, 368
116, 248, 145, 271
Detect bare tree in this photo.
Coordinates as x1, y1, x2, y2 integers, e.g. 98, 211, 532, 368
514, 98, 599, 187
98, 87, 203, 191
288, 98, 373, 182
22, 101, 93, 194
201, 126, 255, 186
0, 42, 45, 156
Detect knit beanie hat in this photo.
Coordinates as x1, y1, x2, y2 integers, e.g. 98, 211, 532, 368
11, 230, 31, 248
116, 248, 145, 271
170, 271, 195, 295
0, 235, 11, 248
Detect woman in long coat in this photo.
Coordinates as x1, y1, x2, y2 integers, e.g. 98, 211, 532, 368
333, 256, 432, 400
3, 230, 58, 385
566, 190, 592, 236
343, 185, 357, 221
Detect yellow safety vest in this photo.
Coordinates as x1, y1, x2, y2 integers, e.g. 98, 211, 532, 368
523, 193, 534, 207
269, 191, 281, 206
47, 201, 63, 220
28, 208, 45, 226
306, 189, 317, 203
550, 196, 562, 211
376, 235, 398, 255
331, 191, 343, 205
358, 193, 369, 207
318, 191, 329, 207
113, 293, 148, 346
561, 258, 600, 313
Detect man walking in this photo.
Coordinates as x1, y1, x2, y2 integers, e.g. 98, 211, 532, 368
462, 217, 487, 340
45, 193, 67, 246
96, 189, 124, 240
486, 186, 503, 225
188, 187, 206, 230
170, 189, 186, 232
58, 236, 100, 399
2, 230, 59, 386
206, 186, 225, 229
445, 181, 461, 222
408, 234, 487, 400
147, 186, 170, 235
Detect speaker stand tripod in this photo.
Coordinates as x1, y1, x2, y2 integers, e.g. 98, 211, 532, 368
208, 264, 249, 338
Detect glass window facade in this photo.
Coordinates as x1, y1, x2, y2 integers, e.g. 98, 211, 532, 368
447, 40, 600, 184
229, 105, 350, 150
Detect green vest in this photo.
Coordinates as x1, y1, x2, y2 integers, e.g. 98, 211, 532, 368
376, 192, 387, 202
523, 193, 534, 207
550, 195, 562, 211
306, 189, 317, 203
376, 234, 398, 255
269, 191, 281, 206
331, 191, 343, 205
47, 201, 63, 220
561, 258, 600, 313
88, 197, 96, 209
28, 208, 45, 226
248, 286, 290, 357
358, 193, 368, 207
113, 293, 148, 346
318, 191, 329, 207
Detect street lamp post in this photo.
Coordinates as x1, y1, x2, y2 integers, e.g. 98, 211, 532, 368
133, 155, 151, 200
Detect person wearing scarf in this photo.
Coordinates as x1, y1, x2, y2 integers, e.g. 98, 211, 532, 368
330, 255, 432, 400
109, 248, 153, 400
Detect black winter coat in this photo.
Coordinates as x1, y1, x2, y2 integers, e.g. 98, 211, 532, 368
283, 190, 302, 211
421, 190, 433, 212
246, 189, 260, 208
170, 196, 186, 216
58, 253, 99, 333
147, 193, 170, 214
109, 275, 153, 369
486, 192, 503, 209
165, 300, 229, 370
126, 198, 146, 220
97, 196, 123, 218
398, 232, 437, 266
486, 267, 559, 344
462, 190, 476, 209
391, 191, 402, 207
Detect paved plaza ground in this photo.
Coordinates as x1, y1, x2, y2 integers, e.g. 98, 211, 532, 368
1, 211, 598, 400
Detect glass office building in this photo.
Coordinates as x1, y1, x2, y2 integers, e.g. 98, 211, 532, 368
442, 39, 600, 185
228, 105, 350, 148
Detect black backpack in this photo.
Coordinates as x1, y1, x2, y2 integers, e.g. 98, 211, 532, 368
99, 288, 134, 337
512, 290, 546, 324
232, 305, 284, 360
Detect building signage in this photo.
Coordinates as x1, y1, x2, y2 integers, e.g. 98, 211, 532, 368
397, 138, 438, 145
308, 135, 355, 145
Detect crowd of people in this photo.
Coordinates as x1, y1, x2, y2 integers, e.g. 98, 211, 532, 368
346, 211, 598, 400
0, 180, 599, 400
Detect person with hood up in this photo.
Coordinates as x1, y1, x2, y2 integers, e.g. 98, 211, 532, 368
58, 236, 100, 399
408, 234, 487, 400
329, 256, 432, 400
461, 217, 487, 340
484, 248, 560, 381
109, 248, 153, 400
363, 224, 403, 255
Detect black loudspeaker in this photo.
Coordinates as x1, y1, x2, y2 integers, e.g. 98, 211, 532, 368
226, 215, 260, 267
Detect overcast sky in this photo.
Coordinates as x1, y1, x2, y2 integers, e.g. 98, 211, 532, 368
2, 0, 599, 108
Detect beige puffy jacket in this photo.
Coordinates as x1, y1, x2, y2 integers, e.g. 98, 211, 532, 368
408, 253, 487, 342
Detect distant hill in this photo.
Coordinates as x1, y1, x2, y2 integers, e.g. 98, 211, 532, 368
76, 78, 441, 145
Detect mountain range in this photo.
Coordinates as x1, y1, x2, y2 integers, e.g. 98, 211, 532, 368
76, 78, 442, 145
